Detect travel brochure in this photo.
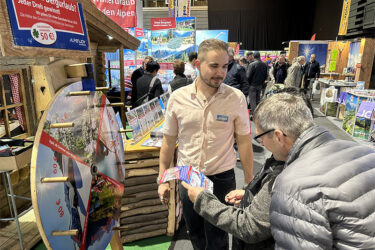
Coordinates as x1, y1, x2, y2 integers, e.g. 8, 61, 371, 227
158, 165, 213, 193
125, 92, 170, 143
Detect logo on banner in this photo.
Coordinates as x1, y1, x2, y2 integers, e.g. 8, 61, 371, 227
151, 17, 176, 31
31, 23, 57, 45
135, 27, 143, 37
92, 0, 137, 28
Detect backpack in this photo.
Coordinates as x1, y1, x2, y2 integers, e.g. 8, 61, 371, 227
135, 76, 157, 106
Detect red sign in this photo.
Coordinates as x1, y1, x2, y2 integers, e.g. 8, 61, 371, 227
92, 0, 137, 28
10, 0, 84, 34
151, 17, 176, 31
135, 27, 143, 37
159, 62, 174, 70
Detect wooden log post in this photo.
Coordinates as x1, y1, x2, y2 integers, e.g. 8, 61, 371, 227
121, 229, 167, 244
120, 211, 168, 225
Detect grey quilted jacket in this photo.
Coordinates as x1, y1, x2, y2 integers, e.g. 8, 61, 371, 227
270, 125, 375, 249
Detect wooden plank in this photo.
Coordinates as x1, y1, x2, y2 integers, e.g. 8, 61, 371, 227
122, 190, 159, 204
124, 183, 158, 195
355, 38, 375, 89
125, 151, 160, 160
288, 42, 299, 64
121, 229, 166, 244
125, 175, 158, 187
125, 167, 159, 178
167, 180, 176, 236
125, 158, 159, 169
119, 218, 167, 231
30, 66, 55, 121
120, 211, 168, 225
123, 223, 168, 235
121, 204, 168, 218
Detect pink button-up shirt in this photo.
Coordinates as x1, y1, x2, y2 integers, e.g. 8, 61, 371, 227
163, 81, 250, 176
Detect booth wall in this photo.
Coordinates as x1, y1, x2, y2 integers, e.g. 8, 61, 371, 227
208, 0, 342, 50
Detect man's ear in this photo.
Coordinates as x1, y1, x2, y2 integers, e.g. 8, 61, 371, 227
195, 59, 201, 69
274, 129, 286, 144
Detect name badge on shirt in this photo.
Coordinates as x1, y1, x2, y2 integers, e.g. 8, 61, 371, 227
216, 115, 229, 122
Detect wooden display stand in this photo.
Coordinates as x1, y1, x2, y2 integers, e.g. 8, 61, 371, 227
120, 123, 181, 244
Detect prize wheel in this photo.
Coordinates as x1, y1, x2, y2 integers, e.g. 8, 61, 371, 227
31, 81, 125, 250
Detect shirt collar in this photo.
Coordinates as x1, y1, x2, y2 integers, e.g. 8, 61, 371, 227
190, 79, 226, 97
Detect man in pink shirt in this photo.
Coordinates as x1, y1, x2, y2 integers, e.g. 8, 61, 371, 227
158, 39, 254, 250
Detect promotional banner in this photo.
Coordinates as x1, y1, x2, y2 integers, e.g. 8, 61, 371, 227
196, 30, 228, 49
298, 42, 328, 68
92, 0, 137, 28
338, 0, 351, 36
151, 17, 176, 31
168, 0, 175, 17
176, 0, 190, 17
6, 0, 89, 51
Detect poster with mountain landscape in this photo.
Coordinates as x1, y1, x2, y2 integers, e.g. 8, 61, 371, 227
151, 17, 196, 63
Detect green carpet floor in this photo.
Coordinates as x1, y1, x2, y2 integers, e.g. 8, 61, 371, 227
31, 235, 171, 250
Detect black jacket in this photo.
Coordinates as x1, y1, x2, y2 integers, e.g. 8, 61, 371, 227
194, 155, 284, 250
169, 74, 193, 92
231, 156, 284, 250
273, 63, 288, 84
224, 60, 249, 96
246, 60, 268, 88
304, 60, 320, 79
130, 67, 145, 108
133, 73, 163, 108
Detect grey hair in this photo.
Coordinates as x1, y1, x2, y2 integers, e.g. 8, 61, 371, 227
234, 55, 241, 61
297, 56, 305, 63
228, 47, 235, 57
254, 93, 314, 141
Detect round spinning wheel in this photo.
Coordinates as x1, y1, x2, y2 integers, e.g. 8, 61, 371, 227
31, 81, 125, 250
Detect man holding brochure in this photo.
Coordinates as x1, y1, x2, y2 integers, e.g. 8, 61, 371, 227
158, 39, 254, 250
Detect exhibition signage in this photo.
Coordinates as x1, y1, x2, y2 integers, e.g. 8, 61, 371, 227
151, 17, 176, 31
6, 0, 89, 51
338, 0, 351, 36
92, 0, 137, 28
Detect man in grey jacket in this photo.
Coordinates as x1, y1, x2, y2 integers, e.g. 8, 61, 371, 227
253, 93, 375, 249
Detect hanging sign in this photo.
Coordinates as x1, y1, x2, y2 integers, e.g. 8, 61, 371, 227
92, 0, 137, 28
176, 0, 190, 17
6, 0, 89, 51
151, 17, 176, 31
338, 0, 351, 36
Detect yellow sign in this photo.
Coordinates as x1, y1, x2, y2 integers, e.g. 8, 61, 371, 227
329, 61, 337, 71
331, 49, 338, 61
338, 0, 351, 35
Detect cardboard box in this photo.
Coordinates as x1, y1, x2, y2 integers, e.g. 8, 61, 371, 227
0, 145, 32, 171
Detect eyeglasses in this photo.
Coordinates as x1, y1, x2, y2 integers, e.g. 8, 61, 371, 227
253, 129, 275, 143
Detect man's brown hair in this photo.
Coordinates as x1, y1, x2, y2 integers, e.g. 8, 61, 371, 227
173, 60, 185, 75
198, 39, 228, 62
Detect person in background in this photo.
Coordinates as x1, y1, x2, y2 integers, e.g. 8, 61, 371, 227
168, 59, 193, 92
158, 39, 254, 250
263, 53, 272, 69
254, 92, 375, 249
131, 56, 153, 108
184, 52, 198, 81
223, 47, 249, 97
239, 57, 248, 70
234, 54, 241, 64
269, 56, 288, 84
303, 54, 320, 100
246, 51, 268, 118
246, 51, 255, 70
134, 60, 163, 107
284, 56, 305, 88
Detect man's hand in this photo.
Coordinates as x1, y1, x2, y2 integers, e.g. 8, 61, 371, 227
181, 181, 204, 203
225, 189, 245, 207
158, 183, 170, 205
